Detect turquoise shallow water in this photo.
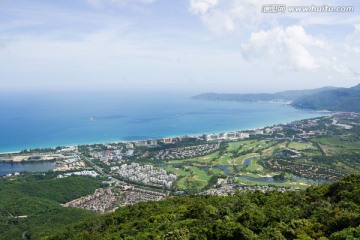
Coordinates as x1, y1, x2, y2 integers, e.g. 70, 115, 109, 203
0, 91, 325, 152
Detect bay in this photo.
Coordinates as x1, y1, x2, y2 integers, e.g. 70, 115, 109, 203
0, 162, 55, 176
0, 91, 325, 152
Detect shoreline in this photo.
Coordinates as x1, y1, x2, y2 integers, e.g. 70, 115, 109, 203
0, 113, 331, 155
0, 151, 21, 155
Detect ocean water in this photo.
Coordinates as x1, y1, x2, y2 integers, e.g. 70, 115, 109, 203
0, 91, 325, 152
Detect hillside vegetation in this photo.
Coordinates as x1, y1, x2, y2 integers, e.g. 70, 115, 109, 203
292, 84, 360, 112
0, 174, 101, 239
47, 175, 360, 240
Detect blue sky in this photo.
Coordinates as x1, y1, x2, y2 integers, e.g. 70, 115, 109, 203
0, 0, 359, 93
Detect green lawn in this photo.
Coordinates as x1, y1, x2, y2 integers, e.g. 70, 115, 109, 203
252, 140, 276, 152
234, 175, 311, 188
168, 151, 219, 164
188, 167, 212, 182
227, 141, 243, 151
317, 143, 343, 156
260, 141, 289, 157
160, 166, 189, 177
208, 167, 225, 175
238, 141, 258, 152
233, 153, 258, 165
157, 139, 324, 191
175, 167, 212, 193
213, 153, 232, 165
246, 158, 263, 171
169, 166, 212, 192
176, 176, 188, 190
288, 142, 317, 150
314, 137, 360, 149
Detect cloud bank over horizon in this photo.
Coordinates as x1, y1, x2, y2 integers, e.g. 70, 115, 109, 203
0, 0, 359, 93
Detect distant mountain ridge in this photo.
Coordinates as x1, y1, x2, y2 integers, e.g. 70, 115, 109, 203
192, 86, 338, 102
193, 84, 360, 112
292, 84, 360, 112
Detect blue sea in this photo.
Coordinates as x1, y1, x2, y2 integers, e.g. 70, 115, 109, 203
0, 91, 325, 152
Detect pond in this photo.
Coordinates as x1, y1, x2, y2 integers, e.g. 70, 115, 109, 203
243, 157, 254, 166
292, 176, 327, 184
238, 175, 289, 183
214, 165, 233, 175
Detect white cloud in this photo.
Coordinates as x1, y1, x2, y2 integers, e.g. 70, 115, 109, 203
87, 0, 156, 7
189, 0, 358, 76
241, 25, 326, 71
242, 24, 359, 78
189, 0, 313, 34
189, 0, 218, 14
202, 10, 236, 33
189, 0, 360, 34
345, 24, 360, 54
189, 0, 264, 34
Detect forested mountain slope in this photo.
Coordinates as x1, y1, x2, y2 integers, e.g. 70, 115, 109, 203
292, 84, 360, 112
47, 175, 360, 240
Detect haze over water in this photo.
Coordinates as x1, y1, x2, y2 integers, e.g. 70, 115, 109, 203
0, 91, 325, 152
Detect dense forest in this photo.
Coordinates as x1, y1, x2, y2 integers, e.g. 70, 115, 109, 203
47, 175, 360, 240
0, 174, 101, 239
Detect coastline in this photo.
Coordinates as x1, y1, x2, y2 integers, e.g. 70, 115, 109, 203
0, 151, 21, 155
0, 95, 329, 154
0, 113, 330, 155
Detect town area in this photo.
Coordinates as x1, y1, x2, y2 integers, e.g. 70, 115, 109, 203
2, 112, 360, 212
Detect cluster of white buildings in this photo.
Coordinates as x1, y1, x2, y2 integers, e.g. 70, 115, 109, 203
117, 187, 165, 207
160, 136, 199, 144
58, 170, 99, 178
151, 143, 220, 160
54, 157, 85, 171
64, 188, 116, 212
92, 150, 123, 163
3, 172, 21, 178
112, 163, 176, 188
125, 140, 158, 148
203, 132, 250, 141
